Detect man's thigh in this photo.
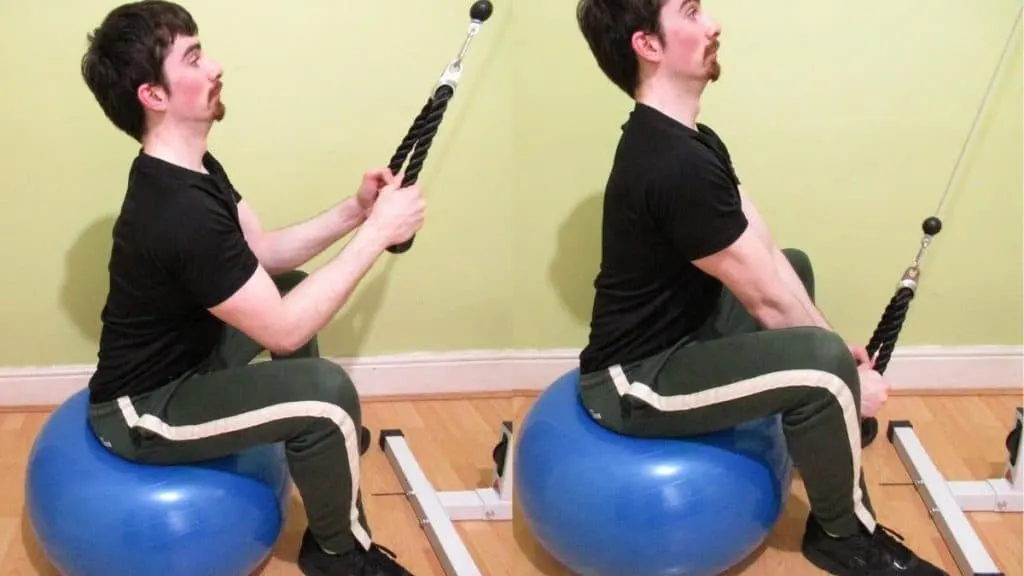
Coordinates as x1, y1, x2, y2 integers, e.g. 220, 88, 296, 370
704, 247, 815, 339
205, 269, 316, 369
613, 325, 859, 436
91, 357, 362, 465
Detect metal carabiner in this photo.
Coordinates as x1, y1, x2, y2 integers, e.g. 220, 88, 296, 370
433, 0, 493, 94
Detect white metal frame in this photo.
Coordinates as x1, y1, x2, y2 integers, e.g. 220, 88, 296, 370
887, 407, 1022, 576
379, 421, 513, 576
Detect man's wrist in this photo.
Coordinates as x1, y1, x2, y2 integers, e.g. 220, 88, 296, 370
338, 196, 369, 225
352, 221, 390, 254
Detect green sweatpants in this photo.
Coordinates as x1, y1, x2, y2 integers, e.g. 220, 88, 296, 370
579, 248, 877, 538
87, 270, 372, 555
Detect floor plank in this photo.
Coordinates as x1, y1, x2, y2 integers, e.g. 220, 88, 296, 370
1, 393, 1020, 575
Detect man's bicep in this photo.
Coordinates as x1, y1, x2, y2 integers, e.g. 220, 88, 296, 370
236, 199, 266, 257
165, 204, 262, 310
736, 186, 774, 249
652, 162, 749, 261
207, 264, 291, 353
691, 225, 786, 313
167, 211, 294, 353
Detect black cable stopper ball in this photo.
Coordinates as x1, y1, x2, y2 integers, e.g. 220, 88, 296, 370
470, 0, 493, 21
922, 216, 942, 236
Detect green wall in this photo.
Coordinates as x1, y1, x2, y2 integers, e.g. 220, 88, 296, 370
1, 0, 1020, 367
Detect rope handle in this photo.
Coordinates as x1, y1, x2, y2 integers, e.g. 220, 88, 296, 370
385, 0, 494, 254
859, 7, 1021, 444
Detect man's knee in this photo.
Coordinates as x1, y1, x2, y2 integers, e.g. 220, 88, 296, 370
287, 359, 361, 421
294, 358, 369, 453
271, 270, 322, 355
806, 328, 859, 396
306, 359, 359, 408
782, 247, 814, 299
273, 269, 308, 295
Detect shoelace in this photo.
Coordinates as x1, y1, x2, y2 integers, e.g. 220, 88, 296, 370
862, 524, 911, 564
347, 543, 403, 575
369, 543, 399, 560
362, 543, 408, 574
874, 524, 907, 546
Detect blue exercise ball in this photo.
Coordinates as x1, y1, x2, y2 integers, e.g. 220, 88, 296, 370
515, 368, 793, 576
25, 388, 292, 576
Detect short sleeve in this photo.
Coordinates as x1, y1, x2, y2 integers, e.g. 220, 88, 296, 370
647, 156, 748, 261
156, 187, 260, 308
203, 152, 243, 203
696, 124, 741, 186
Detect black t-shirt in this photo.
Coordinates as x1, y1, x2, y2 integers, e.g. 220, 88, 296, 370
579, 103, 749, 374
87, 151, 260, 403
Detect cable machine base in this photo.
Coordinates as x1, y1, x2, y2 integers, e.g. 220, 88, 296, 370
378, 423, 513, 576
886, 407, 1022, 576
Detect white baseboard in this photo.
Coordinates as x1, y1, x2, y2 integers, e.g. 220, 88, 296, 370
0, 345, 1020, 408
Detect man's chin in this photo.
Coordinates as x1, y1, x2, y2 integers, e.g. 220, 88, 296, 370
707, 58, 722, 82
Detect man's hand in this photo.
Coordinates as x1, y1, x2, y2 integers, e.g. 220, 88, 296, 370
858, 365, 890, 418
362, 179, 425, 248
848, 344, 873, 367
355, 167, 399, 215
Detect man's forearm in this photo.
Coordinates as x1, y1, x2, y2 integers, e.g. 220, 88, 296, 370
746, 287, 820, 331
735, 185, 836, 334
773, 248, 833, 331
260, 197, 367, 275
276, 225, 388, 351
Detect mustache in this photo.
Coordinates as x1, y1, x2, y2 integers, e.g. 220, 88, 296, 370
707, 41, 719, 55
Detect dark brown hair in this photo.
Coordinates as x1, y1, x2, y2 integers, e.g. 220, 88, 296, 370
81, 1, 199, 141
576, 0, 668, 97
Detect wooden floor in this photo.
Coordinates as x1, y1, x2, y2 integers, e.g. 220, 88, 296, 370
1, 392, 1021, 575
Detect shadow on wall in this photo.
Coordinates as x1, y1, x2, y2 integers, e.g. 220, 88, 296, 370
549, 192, 604, 325
318, 257, 396, 357
61, 215, 116, 345
58, 212, 395, 358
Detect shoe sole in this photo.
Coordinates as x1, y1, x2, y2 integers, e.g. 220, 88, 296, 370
802, 543, 854, 576
297, 556, 324, 576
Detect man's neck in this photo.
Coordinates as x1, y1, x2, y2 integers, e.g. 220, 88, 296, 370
634, 76, 706, 131
141, 121, 211, 174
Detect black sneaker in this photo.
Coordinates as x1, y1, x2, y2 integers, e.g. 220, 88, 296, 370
360, 425, 371, 456
297, 529, 415, 576
801, 515, 948, 575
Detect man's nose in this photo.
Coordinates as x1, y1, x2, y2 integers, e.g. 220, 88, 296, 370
705, 16, 721, 39
207, 60, 223, 80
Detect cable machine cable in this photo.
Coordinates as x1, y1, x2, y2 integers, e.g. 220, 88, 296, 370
860, 6, 1022, 446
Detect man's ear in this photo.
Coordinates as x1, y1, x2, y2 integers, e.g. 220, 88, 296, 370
631, 29, 663, 64
137, 82, 168, 113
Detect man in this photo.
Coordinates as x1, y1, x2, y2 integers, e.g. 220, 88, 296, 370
80, 2, 422, 575
573, 1, 947, 575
